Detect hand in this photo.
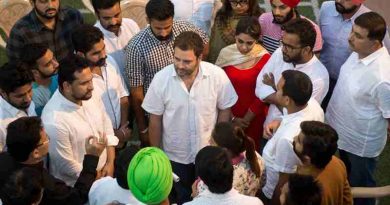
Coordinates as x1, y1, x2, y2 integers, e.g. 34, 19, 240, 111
101, 161, 114, 177
233, 117, 250, 129
85, 134, 107, 157
263, 72, 276, 90
115, 121, 132, 142
263, 120, 281, 139
191, 180, 199, 198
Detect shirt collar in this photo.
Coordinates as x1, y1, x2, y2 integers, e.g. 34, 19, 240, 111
30, 7, 66, 31
146, 20, 178, 44
201, 188, 239, 199
281, 100, 313, 121
358, 47, 387, 66
54, 90, 82, 110
331, 4, 369, 22
0, 96, 26, 117
293, 54, 318, 69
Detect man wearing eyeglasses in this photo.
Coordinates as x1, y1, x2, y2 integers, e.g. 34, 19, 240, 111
0, 116, 107, 205
259, 0, 323, 54
256, 18, 329, 135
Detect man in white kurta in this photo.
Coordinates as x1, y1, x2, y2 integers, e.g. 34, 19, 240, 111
41, 55, 118, 186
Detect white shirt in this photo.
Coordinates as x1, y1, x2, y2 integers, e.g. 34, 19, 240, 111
95, 18, 140, 78
0, 96, 36, 151
42, 90, 119, 186
326, 47, 390, 158
142, 62, 238, 164
262, 99, 324, 199
88, 176, 145, 205
184, 188, 263, 205
256, 48, 329, 126
171, 0, 218, 34
92, 56, 129, 129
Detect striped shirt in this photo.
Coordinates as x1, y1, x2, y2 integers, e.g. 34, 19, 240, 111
259, 12, 323, 54
6, 7, 83, 62
125, 20, 209, 94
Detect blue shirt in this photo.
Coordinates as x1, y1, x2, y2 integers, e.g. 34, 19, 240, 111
32, 74, 58, 116
319, 1, 371, 80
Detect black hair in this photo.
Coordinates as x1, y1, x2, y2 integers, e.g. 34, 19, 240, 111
281, 70, 312, 106
58, 54, 90, 89
145, 0, 174, 21
216, 0, 263, 27
212, 122, 261, 177
174, 31, 204, 58
354, 12, 387, 43
72, 24, 104, 53
282, 18, 316, 50
114, 146, 139, 189
0, 62, 34, 94
300, 121, 338, 169
21, 43, 49, 70
235, 16, 261, 40
91, 0, 120, 13
6, 117, 43, 162
2, 167, 44, 205
195, 146, 233, 194
286, 174, 322, 205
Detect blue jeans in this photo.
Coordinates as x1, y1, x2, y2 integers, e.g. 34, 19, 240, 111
169, 161, 196, 205
339, 149, 378, 205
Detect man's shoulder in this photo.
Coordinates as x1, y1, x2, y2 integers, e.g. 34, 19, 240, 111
154, 64, 175, 80
320, 1, 336, 13
60, 7, 82, 18
259, 12, 274, 23
11, 11, 35, 30
126, 27, 150, 47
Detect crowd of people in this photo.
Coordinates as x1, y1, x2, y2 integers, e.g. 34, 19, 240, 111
0, 0, 389, 204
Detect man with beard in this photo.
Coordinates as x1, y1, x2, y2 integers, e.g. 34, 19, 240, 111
21, 44, 59, 116
41, 54, 119, 186
319, 0, 390, 110
92, 0, 140, 76
259, 0, 322, 54
256, 18, 328, 129
326, 12, 390, 205
72, 24, 131, 150
0, 63, 36, 152
125, 0, 209, 146
260, 70, 323, 205
6, 0, 83, 62
293, 121, 352, 205
142, 31, 237, 204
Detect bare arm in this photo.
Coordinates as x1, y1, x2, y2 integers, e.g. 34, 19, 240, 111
352, 186, 390, 198
217, 108, 232, 123
271, 172, 290, 205
149, 114, 163, 147
120, 96, 129, 127
130, 86, 148, 143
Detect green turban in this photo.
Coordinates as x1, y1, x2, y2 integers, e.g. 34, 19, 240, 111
127, 147, 173, 205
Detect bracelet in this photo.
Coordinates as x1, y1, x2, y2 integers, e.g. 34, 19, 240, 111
140, 127, 148, 134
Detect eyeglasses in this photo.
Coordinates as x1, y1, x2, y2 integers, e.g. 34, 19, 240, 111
36, 134, 50, 148
229, 0, 249, 7
281, 41, 303, 52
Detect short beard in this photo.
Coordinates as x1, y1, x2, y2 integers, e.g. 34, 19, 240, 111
35, 8, 57, 20
335, 2, 358, 14
88, 57, 107, 68
273, 8, 295, 24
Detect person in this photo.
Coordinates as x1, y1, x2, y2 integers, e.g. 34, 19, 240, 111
125, 0, 209, 145
0, 116, 106, 205
256, 18, 329, 128
127, 147, 173, 205
72, 24, 131, 149
0, 63, 36, 152
41, 54, 119, 186
6, 0, 83, 62
21, 44, 59, 116
1, 167, 44, 205
325, 12, 390, 205
294, 121, 353, 205
92, 0, 140, 74
259, 0, 322, 54
142, 31, 237, 204
215, 17, 270, 150
171, 0, 222, 34
194, 122, 265, 197
279, 174, 322, 205
184, 146, 263, 205
208, 0, 263, 63
89, 146, 144, 205
261, 70, 324, 205
319, 0, 390, 110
